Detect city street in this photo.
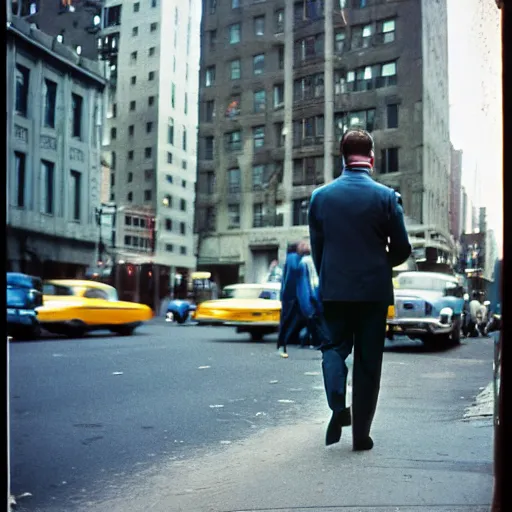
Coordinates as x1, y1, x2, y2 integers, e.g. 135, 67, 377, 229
9, 321, 494, 512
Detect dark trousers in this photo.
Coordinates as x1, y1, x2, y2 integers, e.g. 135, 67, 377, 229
278, 299, 307, 349
321, 301, 389, 442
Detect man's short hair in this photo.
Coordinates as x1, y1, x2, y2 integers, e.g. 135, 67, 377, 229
340, 129, 374, 159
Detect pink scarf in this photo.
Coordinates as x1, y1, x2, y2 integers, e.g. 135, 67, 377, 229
344, 154, 373, 170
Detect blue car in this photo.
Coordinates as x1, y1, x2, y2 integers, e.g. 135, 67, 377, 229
7, 273, 43, 340
387, 271, 465, 349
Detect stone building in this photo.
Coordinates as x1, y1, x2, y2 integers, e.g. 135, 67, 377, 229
6, 15, 106, 278
196, 0, 452, 286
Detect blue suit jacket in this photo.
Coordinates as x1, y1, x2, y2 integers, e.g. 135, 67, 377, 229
308, 168, 412, 305
280, 252, 301, 302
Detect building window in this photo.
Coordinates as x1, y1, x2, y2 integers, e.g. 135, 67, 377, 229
130, 100, 136, 111
377, 18, 396, 44
134, 2, 140, 12
146, 122, 152, 133
292, 197, 309, 226
387, 104, 398, 129
70, 170, 81, 221
254, 16, 265, 36
15, 64, 30, 117
351, 24, 372, 50
110, 173, 115, 189
205, 100, 215, 122
184, 93, 188, 114
145, 169, 153, 181
71, 93, 83, 139
293, 73, 324, 102
335, 31, 346, 53
182, 127, 187, 151
129, 125, 135, 136
145, 147, 152, 158
228, 204, 240, 229
293, 116, 324, 146
167, 152, 173, 163
14, 152, 26, 208
144, 190, 152, 201
203, 136, 214, 160
182, 160, 187, 170
208, 0, 216, 14
128, 172, 133, 183
127, 191, 133, 202
208, 29, 217, 49
253, 90, 266, 113
273, 84, 284, 107
253, 126, 265, 149
225, 131, 242, 152
131, 51, 138, 62
380, 148, 399, 174
148, 96, 155, 106
110, 127, 117, 140
43, 79, 57, 128
171, 83, 176, 108
148, 71, 155, 81
180, 198, 187, 211
168, 118, 174, 145
112, 103, 117, 118
163, 194, 172, 207
205, 172, 215, 194
253, 54, 265, 75
275, 9, 284, 33
180, 222, 186, 235
253, 203, 264, 228
150, 22, 158, 32
128, 150, 134, 160
293, 157, 324, 186
295, 34, 324, 63
252, 164, 265, 190
376, 61, 397, 88
151, 0, 157, 7
206, 66, 216, 87
274, 122, 284, 147
335, 109, 376, 137
229, 23, 241, 44
149, 47, 156, 57
111, 151, 116, 169
228, 168, 241, 193
165, 218, 173, 231
230, 59, 241, 80
180, 246, 187, 255
132, 27, 139, 37
131, 76, 136, 85
166, 243, 174, 252
125, 215, 132, 226
278, 46, 284, 69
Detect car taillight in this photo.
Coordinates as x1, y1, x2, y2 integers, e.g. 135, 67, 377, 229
425, 302, 432, 315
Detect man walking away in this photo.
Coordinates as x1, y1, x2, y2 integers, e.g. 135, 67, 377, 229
277, 242, 307, 358
308, 129, 411, 450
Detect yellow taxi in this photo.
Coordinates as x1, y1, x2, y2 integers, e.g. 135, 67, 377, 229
193, 283, 281, 341
37, 279, 153, 337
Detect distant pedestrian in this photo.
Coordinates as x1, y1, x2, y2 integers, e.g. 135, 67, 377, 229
296, 242, 331, 349
277, 242, 308, 358
308, 129, 411, 450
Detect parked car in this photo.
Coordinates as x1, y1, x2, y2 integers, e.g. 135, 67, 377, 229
37, 279, 153, 337
387, 271, 465, 348
7, 273, 43, 341
193, 283, 281, 341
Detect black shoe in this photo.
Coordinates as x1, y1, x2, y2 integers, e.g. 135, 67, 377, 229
326, 408, 351, 446
353, 436, 374, 452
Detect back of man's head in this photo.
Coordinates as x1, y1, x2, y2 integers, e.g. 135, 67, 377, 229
340, 129, 374, 160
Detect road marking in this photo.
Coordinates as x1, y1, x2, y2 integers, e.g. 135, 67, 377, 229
209, 404, 224, 408
112, 372, 123, 376
278, 399, 295, 403
198, 366, 211, 369
304, 371, 320, 376
269, 380, 278, 384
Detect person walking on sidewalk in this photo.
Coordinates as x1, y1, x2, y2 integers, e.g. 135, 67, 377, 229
296, 242, 331, 349
277, 242, 308, 358
308, 129, 411, 450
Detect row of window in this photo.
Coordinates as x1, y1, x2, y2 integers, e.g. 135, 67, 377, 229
13, 152, 83, 222
201, 104, 398, 156
162, 194, 188, 211
15, 65, 85, 139
165, 243, 188, 255
163, 218, 188, 235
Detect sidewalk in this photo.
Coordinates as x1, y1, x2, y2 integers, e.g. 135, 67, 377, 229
79, 341, 494, 512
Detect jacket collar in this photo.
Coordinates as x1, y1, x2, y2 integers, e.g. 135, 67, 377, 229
342, 166, 373, 176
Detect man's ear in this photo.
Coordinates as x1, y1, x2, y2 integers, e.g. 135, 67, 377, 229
370, 150, 375, 167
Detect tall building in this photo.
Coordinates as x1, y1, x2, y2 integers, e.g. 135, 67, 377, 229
11, 0, 103, 60
461, 186, 468, 234
196, 0, 451, 286
449, 146, 462, 240
6, 15, 105, 277
100, 0, 201, 304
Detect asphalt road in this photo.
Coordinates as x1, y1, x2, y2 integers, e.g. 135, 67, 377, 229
8, 322, 494, 512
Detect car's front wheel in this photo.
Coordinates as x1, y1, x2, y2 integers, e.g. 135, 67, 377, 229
112, 325, 136, 336
250, 331, 264, 342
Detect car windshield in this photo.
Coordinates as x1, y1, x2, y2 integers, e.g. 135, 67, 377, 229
7, 288, 29, 308
222, 287, 264, 299
43, 284, 74, 296
397, 274, 455, 292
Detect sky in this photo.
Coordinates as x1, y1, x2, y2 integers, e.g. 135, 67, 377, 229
446, 0, 503, 253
